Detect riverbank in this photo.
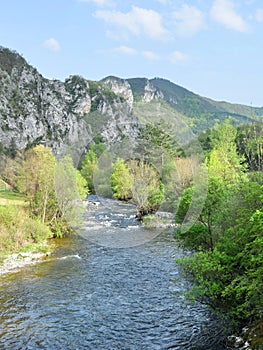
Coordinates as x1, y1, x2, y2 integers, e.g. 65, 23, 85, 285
0, 245, 53, 277
226, 321, 263, 350
0, 249, 52, 276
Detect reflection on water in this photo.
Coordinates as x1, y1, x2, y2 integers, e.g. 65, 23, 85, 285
0, 198, 232, 349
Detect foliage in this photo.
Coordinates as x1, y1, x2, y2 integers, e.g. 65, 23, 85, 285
179, 188, 263, 322
80, 149, 98, 193
175, 175, 227, 250
0, 46, 29, 75
55, 155, 88, 227
175, 120, 263, 327
88, 80, 119, 111
208, 119, 245, 183
111, 158, 133, 200
111, 158, 164, 218
236, 122, 263, 172
80, 142, 106, 193
93, 151, 114, 198
134, 122, 177, 170
17, 145, 56, 223
0, 205, 52, 253
15, 145, 88, 236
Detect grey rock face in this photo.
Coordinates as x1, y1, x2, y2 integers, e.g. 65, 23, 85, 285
102, 76, 134, 109
142, 80, 163, 102
0, 48, 140, 162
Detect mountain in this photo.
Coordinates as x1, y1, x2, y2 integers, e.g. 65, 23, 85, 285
128, 77, 263, 129
0, 47, 138, 162
0, 46, 262, 162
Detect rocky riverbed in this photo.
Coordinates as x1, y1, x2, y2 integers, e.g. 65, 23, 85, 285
0, 251, 51, 275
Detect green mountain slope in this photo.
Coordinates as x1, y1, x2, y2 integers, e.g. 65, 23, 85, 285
128, 77, 263, 132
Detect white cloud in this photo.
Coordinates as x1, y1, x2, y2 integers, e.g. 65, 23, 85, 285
79, 0, 115, 6
173, 4, 205, 36
43, 38, 61, 52
210, 0, 248, 32
142, 51, 160, 60
169, 51, 188, 64
95, 6, 169, 40
113, 45, 137, 55
255, 8, 263, 22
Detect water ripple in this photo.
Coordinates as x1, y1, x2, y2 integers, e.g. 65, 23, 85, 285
0, 199, 232, 349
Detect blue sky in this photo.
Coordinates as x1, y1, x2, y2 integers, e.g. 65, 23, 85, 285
0, 0, 263, 106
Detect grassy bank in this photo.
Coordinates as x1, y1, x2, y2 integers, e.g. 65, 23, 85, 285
0, 190, 53, 262
0, 190, 26, 205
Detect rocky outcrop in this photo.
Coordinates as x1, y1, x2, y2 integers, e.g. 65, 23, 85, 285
142, 80, 163, 102
0, 47, 139, 163
102, 76, 134, 108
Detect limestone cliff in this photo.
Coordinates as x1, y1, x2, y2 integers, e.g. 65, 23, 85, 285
0, 47, 139, 162
0, 46, 261, 162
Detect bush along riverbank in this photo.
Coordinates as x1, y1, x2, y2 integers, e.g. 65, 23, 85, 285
174, 121, 263, 350
0, 202, 54, 275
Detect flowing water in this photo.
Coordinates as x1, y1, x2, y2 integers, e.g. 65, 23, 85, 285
0, 197, 232, 349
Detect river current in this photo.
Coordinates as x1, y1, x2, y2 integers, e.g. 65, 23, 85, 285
0, 197, 232, 349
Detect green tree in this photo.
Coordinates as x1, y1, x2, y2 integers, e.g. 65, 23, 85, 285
175, 121, 245, 251
135, 122, 176, 170
80, 149, 97, 193
175, 174, 226, 251
17, 146, 88, 236
111, 158, 133, 200
128, 159, 164, 218
237, 122, 263, 172
17, 145, 56, 223
179, 181, 263, 322
80, 142, 106, 193
55, 155, 88, 229
111, 158, 164, 218
176, 120, 263, 327
208, 119, 244, 183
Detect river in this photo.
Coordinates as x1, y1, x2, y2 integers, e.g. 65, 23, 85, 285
0, 197, 233, 349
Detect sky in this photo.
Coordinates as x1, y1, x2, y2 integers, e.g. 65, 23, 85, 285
0, 0, 263, 106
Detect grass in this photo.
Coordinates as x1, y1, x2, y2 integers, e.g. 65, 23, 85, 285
0, 190, 26, 206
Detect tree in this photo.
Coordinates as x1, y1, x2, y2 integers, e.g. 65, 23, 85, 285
175, 121, 245, 251
175, 175, 226, 251
179, 181, 263, 322
80, 142, 107, 193
111, 158, 133, 200
135, 122, 176, 171
175, 119, 263, 327
208, 119, 244, 183
17, 145, 56, 223
80, 149, 97, 193
111, 158, 164, 218
8, 138, 17, 159
55, 155, 88, 228
17, 146, 88, 236
128, 159, 164, 218
236, 122, 263, 172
